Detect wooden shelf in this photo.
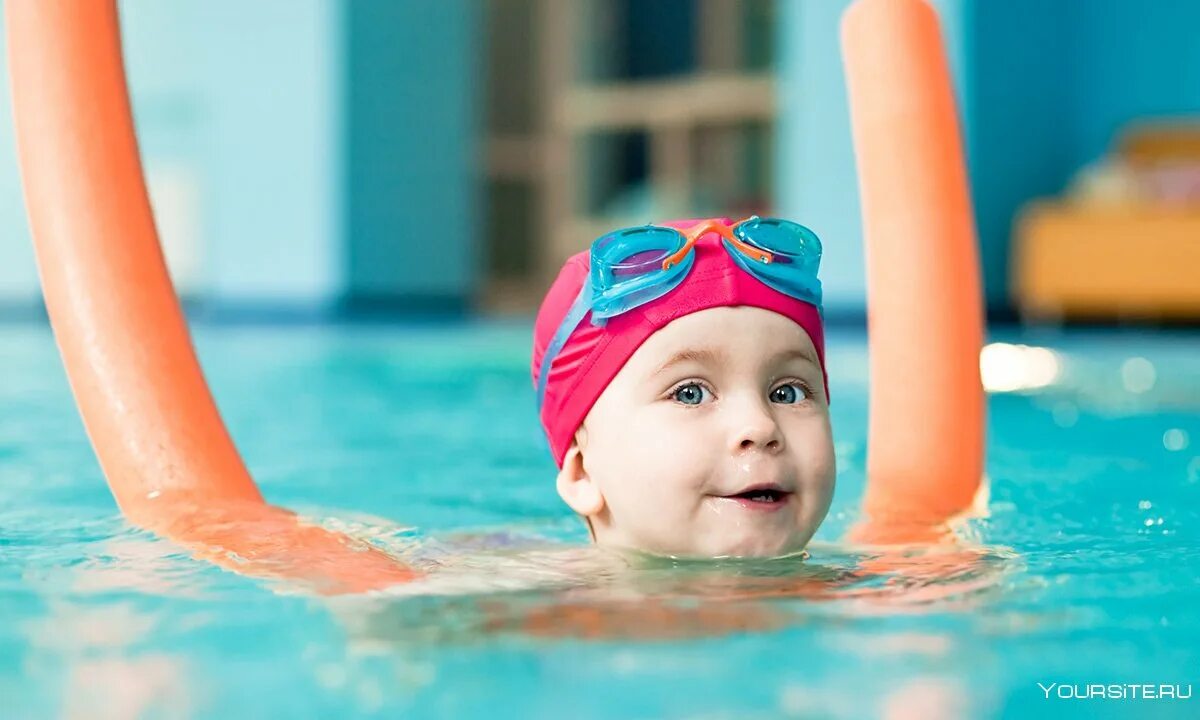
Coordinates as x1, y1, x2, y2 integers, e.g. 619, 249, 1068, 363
481, 0, 779, 314
554, 73, 775, 131
485, 135, 542, 181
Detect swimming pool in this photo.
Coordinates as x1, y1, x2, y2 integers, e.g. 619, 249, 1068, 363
1, 321, 1196, 718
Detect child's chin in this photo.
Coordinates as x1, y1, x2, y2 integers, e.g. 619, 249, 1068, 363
705, 532, 807, 559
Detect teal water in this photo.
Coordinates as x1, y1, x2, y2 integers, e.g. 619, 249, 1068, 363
1, 322, 1197, 719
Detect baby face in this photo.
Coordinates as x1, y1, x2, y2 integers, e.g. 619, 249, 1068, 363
555, 306, 835, 557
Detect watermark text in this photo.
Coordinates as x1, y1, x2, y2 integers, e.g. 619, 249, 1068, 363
1038, 683, 1193, 701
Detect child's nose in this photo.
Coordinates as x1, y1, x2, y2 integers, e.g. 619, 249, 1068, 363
729, 397, 785, 454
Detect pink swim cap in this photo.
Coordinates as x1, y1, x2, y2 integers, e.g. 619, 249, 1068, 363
531, 218, 828, 467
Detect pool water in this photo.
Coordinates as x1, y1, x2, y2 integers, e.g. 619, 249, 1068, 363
1, 321, 1197, 719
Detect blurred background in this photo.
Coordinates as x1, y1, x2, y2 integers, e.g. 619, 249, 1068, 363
2, 6, 1198, 716
0, 0, 1197, 323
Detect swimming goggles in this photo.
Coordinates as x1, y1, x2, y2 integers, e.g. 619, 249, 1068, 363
536, 216, 823, 410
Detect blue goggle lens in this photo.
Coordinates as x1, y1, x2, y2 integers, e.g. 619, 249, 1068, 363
593, 227, 682, 277
589, 226, 691, 321
735, 218, 822, 270
729, 218, 823, 306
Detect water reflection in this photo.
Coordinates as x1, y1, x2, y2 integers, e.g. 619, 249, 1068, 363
24, 601, 193, 720
336, 539, 1015, 646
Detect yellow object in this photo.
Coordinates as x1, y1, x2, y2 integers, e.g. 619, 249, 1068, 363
1013, 203, 1200, 320
1014, 120, 1200, 321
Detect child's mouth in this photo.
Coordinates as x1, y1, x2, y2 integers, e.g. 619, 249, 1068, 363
716, 485, 793, 511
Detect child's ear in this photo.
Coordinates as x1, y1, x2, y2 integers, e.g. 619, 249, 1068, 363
556, 433, 604, 517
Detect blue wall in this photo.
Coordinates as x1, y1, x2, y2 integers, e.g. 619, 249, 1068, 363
3, 1, 1196, 314
966, 0, 1075, 306
1069, 0, 1200, 166
775, 0, 862, 315
0, 0, 344, 307
776, 0, 970, 316
0, 0, 478, 313
121, 0, 344, 307
780, 0, 1200, 314
967, 0, 1200, 307
343, 0, 480, 308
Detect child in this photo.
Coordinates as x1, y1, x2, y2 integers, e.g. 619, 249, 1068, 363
531, 216, 835, 559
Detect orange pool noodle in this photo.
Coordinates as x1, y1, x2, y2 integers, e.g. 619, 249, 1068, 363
6, 0, 415, 593
6, 0, 260, 515
841, 0, 985, 539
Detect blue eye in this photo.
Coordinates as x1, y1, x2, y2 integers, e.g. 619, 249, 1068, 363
672, 383, 709, 405
770, 383, 809, 404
